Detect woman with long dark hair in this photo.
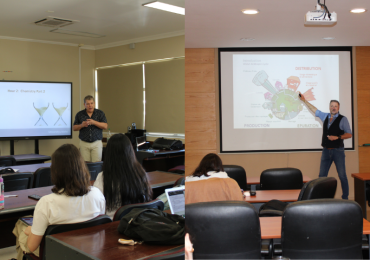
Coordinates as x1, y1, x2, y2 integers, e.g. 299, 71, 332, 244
186, 153, 227, 181
15, 144, 105, 259
94, 133, 153, 218
185, 153, 243, 204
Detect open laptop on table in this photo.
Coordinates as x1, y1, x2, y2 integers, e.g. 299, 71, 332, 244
165, 186, 185, 218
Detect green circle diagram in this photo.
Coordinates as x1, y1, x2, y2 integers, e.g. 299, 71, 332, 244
271, 89, 303, 120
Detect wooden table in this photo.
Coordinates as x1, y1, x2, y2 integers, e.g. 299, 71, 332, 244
247, 176, 311, 185
351, 173, 370, 219
0, 171, 181, 248
244, 190, 301, 203
136, 149, 185, 172
7, 162, 51, 173
45, 221, 183, 260
260, 216, 370, 257
12, 154, 51, 165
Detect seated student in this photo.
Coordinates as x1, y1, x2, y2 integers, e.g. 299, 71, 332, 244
13, 144, 105, 260
93, 133, 153, 219
185, 153, 244, 204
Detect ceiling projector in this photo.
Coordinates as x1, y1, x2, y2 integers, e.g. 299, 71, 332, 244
304, 2, 337, 25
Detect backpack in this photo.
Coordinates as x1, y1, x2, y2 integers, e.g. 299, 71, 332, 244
152, 138, 183, 150
117, 208, 185, 245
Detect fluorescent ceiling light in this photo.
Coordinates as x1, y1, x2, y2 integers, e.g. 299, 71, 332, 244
50, 28, 105, 38
322, 37, 335, 40
143, 1, 185, 15
350, 8, 367, 13
241, 9, 259, 15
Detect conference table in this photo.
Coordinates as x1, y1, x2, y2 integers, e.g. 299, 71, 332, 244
352, 173, 370, 219
0, 170, 182, 248
11, 154, 51, 165
244, 189, 301, 211
45, 221, 183, 260
260, 216, 370, 257
247, 176, 311, 185
43, 216, 370, 259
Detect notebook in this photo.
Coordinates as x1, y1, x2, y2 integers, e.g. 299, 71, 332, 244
165, 186, 185, 217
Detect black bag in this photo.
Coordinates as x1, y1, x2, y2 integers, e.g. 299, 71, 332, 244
0, 168, 15, 175
117, 208, 185, 245
152, 138, 183, 150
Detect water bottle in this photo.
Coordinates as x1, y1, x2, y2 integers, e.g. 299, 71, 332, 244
107, 129, 112, 142
0, 175, 4, 210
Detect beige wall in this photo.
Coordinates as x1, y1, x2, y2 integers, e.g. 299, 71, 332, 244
95, 36, 185, 68
95, 35, 185, 142
185, 48, 360, 200
0, 39, 95, 158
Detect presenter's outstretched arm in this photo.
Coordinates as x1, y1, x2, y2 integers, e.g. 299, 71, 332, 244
298, 92, 318, 114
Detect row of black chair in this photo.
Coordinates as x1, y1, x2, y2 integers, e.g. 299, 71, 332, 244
0, 156, 16, 167
223, 165, 305, 191
186, 199, 364, 259
2, 161, 104, 192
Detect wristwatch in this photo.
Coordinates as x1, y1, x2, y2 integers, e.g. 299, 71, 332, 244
337, 135, 341, 139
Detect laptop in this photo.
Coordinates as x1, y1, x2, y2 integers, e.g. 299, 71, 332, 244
136, 135, 147, 151
165, 186, 185, 217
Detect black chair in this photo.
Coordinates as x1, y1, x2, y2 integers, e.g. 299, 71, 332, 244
86, 161, 103, 181
23, 215, 112, 260
186, 201, 262, 259
113, 199, 165, 221
0, 156, 16, 167
260, 167, 303, 190
3, 172, 34, 191
223, 165, 247, 190
174, 176, 185, 186
33, 167, 52, 188
280, 199, 363, 259
259, 177, 337, 217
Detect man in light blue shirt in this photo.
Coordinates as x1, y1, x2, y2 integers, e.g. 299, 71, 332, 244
299, 93, 352, 199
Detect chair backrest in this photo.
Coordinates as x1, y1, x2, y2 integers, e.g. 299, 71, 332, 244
0, 156, 16, 167
260, 168, 303, 190
3, 172, 33, 191
113, 199, 165, 221
41, 215, 112, 260
86, 161, 103, 181
186, 201, 261, 259
174, 176, 185, 186
281, 199, 363, 259
298, 177, 337, 201
33, 167, 52, 188
223, 165, 248, 190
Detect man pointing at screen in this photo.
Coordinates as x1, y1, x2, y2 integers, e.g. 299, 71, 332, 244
299, 93, 352, 199
73, 95, 108, 162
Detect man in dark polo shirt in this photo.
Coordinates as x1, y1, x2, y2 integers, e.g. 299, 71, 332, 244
299, 93, 352, 199
73, 95, 108, 162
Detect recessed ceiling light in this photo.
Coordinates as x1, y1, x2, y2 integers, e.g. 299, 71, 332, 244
350, 8, 367, 13
322, 37, 335, 40
241, 9, 259, 15
240, 38, 255, 41
143, 1, 185, 15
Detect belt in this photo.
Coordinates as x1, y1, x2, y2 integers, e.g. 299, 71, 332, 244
82, 140, 100, 143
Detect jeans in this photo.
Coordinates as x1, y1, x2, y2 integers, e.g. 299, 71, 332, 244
319, 147, 349, 199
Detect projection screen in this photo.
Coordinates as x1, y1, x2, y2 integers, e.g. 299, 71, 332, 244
219, 47, 354, 153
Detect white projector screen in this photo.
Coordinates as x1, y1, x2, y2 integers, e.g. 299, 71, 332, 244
0, 81, 72, 140
219, 47, 354, 153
